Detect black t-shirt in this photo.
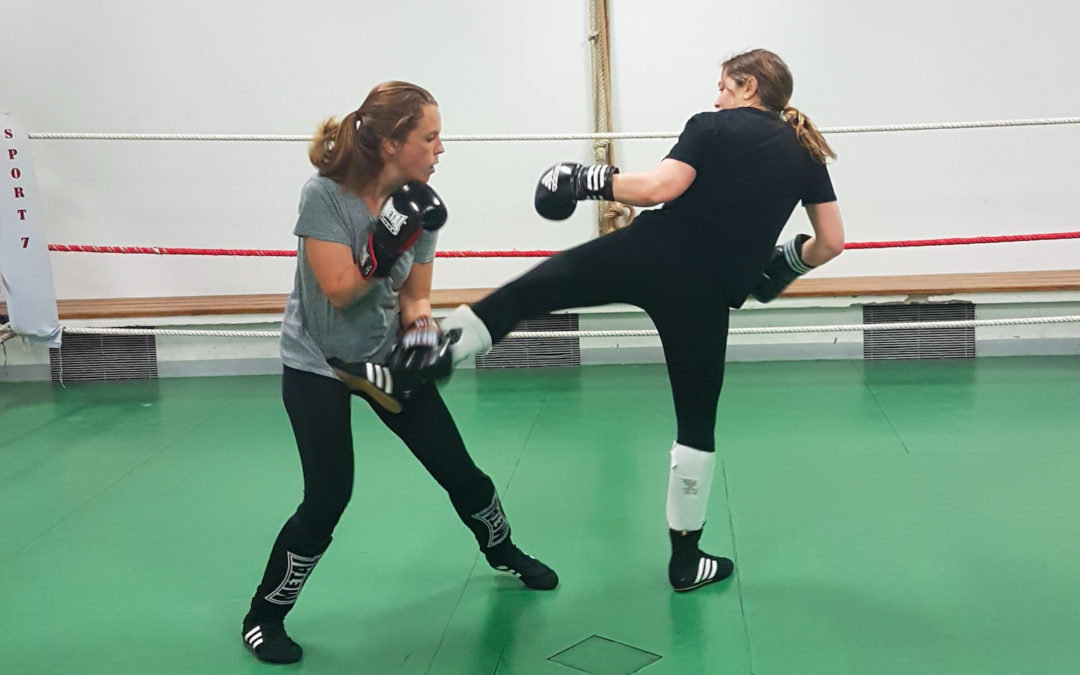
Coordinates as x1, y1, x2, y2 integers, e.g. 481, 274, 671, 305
651, 106, 836, 306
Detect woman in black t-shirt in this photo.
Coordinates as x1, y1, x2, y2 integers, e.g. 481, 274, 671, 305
375, 49, 845, 592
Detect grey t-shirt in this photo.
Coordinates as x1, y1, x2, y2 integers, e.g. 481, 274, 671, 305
280, 175, 438, 378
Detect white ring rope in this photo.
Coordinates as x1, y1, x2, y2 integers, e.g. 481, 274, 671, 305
509, 314, 1080, 337
55, 314, 1080, 340
63, 327, 282, 338
26, 117, 1080, 142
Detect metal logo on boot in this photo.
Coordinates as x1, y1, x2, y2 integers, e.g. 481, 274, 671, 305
265, 552, 322, 606
471, 494, 510, 548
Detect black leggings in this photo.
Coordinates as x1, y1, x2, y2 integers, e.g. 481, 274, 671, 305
473, 217, 731, 452
280, 365, 494, 541
248, 366, 501, 621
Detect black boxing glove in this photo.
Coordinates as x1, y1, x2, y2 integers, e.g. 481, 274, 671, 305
534, 162, 618, 221
750, 234, 814, 303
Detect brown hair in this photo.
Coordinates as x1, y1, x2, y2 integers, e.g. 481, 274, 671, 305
308, 81, 438, 188
722, 49, 836, 163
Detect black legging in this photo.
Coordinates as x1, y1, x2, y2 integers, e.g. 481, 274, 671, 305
281, 365, 495, 540
248, 365, 500, 621
473, 215, 731, 452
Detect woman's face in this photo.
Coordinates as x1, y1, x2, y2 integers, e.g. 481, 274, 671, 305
385, 104, 444, 184
714, 71, 753, 110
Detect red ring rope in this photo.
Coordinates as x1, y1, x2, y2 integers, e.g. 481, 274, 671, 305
46, 231, 1080, 257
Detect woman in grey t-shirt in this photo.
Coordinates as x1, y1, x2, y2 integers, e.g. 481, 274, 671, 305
241, 82, 557, 665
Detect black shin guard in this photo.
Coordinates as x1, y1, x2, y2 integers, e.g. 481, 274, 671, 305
246, 515, 331, 623
242, 515, 331, 663
452, 474, 510, 550
453, 478, 558, 590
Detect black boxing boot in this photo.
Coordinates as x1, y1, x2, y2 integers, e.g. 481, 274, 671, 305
668, 528, 734, 592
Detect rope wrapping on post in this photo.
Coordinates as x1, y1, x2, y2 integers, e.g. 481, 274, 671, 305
588, 0, 624, 235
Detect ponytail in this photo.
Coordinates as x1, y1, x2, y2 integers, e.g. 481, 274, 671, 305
782, 106, 836, 164
308, 111, 363, 182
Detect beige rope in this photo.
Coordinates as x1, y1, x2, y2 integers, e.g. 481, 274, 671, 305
588, 0, 628, 235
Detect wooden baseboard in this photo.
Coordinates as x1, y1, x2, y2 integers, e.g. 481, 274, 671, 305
2, 270, 1078, 321
783, 270, 1080, 297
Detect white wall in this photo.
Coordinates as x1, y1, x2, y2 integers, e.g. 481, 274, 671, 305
2, 0, 1078, 300
610, 0, 1080, 278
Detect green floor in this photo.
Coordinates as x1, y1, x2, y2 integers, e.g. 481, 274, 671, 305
2, 357, 1079, 674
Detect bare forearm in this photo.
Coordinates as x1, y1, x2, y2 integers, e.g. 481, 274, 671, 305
610, 158, 696, 207
801, 202, 845, 268
399, 297, 432, 327
304, 238, 374, 311
801, 236, 844, 267
398, 262, 434, 327
328, 266, 373, 309
611, 173, 663, 207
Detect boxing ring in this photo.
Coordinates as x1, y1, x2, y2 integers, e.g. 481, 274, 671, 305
5, 116, 1080, 353
3, 115, 1080, 675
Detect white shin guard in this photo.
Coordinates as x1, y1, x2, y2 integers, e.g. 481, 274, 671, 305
440, 304, 493, 365
666, 442, 716, 532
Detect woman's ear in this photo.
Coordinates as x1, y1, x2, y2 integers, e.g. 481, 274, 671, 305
742, 75, 759, 100
381, 137, 399, 160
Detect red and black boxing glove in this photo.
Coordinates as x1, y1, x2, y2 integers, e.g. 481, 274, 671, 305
358, 181, 447, 279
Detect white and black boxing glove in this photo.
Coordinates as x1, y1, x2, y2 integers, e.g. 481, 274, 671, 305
359, 181, 447, 279
326, 320, 454, 415
534, 162, 619, 220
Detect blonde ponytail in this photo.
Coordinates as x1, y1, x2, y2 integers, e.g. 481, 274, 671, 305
782, 106, 836, 164
308, 112, 363, 182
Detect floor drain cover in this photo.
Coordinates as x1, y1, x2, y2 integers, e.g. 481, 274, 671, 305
548, 635, 662, 674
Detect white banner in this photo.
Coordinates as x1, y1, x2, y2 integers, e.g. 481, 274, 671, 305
1, 112, 62, 348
